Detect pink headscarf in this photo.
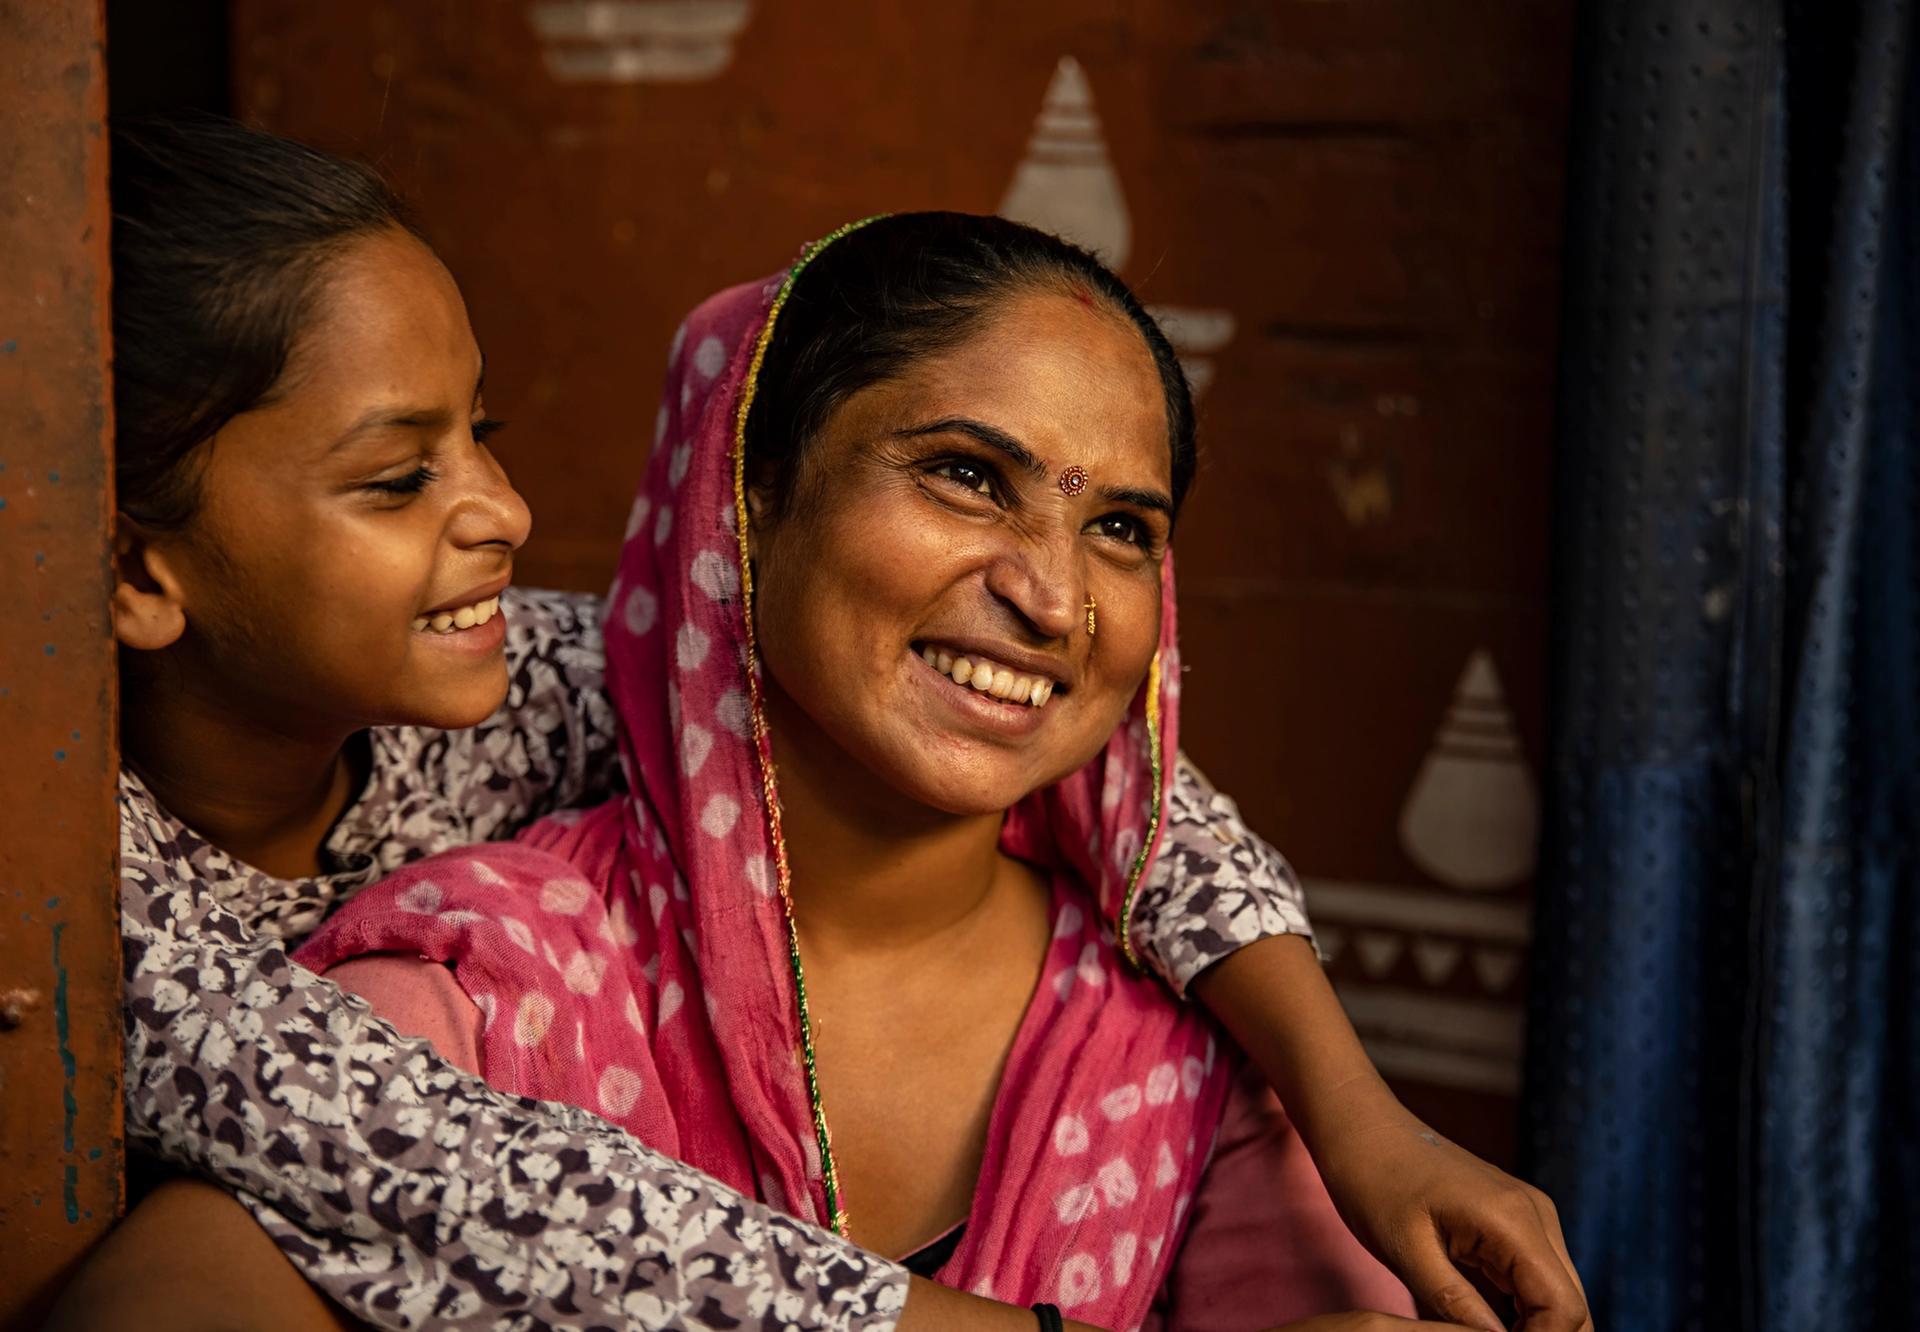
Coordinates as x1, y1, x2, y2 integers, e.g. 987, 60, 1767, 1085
298, 223, 1232, 1326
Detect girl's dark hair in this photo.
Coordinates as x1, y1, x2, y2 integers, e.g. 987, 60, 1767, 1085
746, 212, 1197, 520
110, 113, 418, 528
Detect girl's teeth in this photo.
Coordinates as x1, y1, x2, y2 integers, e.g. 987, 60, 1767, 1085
415, 596, 502, 635
919, 646, 1057, 708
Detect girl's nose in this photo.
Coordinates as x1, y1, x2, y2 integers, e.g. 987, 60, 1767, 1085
454, 447, 532, 551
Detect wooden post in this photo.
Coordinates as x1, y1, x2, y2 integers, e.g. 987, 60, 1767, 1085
0, 0, 124, 1321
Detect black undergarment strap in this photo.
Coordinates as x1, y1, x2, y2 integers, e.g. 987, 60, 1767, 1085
900, 1222, 967, 1278
1031, 1302, 1065, 1332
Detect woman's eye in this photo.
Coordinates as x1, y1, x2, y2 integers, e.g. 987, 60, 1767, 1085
471, 416, 507, 446
931, 459, 994, 495
366, 464, 441, 497
1094, 514, 1153, 549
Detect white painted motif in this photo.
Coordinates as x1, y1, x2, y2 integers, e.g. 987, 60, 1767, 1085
529, 1, 753, 84
997, 56, 1237, 397
1398, 649, 1540, 891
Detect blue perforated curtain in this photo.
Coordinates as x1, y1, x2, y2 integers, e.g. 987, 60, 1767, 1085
1524, 1, 1917, 1329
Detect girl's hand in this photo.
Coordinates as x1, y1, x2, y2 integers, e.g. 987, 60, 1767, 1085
1310, 1103, 1591, 1332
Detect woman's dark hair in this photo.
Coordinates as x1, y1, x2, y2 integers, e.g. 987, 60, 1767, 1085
745, 212, 1197, 520
110, 113, 418, 528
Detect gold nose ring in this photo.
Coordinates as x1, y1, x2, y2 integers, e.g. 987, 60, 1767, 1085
1084, 595, 1097, 637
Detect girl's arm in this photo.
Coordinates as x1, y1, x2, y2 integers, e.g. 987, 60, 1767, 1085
122, 808, 906, 1331
1192, 936, 1590, 1332
47, 1179, 1094, 1332
1127, 755, 1316, 993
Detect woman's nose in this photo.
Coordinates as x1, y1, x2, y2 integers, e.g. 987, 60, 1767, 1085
983, 533, 1081, 641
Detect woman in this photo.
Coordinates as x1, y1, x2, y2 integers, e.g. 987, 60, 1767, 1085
294, 214, 1569, 1330
69, 118, 1584, 1332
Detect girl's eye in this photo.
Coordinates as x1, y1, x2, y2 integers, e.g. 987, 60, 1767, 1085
930, 458, 995, 495
367, 464, 441, 497
472, 416, 507, 445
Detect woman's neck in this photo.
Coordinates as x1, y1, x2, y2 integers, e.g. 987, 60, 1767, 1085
763, 702, 1016, 955
121, 666, 361, 880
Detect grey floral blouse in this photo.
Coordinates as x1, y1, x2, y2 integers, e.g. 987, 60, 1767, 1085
119, 586, 1313, 1331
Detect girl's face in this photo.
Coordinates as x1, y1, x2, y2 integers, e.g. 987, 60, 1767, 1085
750, 287, 1172, 818
119, 228, 530, 735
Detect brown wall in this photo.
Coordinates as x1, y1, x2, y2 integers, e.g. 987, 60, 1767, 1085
0, 0, 125, 1319
234, 0, 1571, 1165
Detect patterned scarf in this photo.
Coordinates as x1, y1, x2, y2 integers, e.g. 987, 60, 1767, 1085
298, 225, 1231, 1327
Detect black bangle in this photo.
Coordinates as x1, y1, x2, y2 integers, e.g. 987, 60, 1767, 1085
1031, 1303, 1064, 1332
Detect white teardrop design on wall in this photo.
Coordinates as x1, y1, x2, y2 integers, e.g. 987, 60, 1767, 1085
998, 56, 1237, 397
999, 56, 1132, 267
1397, 649, 1539, 891
530, 0, 752, 84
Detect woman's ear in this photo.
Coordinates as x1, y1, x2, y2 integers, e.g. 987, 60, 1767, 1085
110, 515, 188, 651
743, 478, 775, 563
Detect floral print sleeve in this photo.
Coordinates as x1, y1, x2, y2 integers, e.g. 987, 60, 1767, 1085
1129, 756, 1316, 996
120, 787, 908, 1332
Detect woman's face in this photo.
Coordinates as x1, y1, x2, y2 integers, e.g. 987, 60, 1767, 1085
124, 228, 530, 735
751, 287, 1173, 818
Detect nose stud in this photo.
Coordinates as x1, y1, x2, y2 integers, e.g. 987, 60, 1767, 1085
1084, 595, 1097, 637
1058, 465, 1089, 496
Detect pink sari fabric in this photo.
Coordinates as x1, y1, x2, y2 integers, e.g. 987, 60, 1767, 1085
297, 245, 1232, 1328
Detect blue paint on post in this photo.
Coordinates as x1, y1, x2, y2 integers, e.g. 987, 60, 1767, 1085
54, 749, 66, 761
0, 339, 15, 354
52, 922, 76, 1153
64, 1166, 78, 1224
44, 643, 55, 655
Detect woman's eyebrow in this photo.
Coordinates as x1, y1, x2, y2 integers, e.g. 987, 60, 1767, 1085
1100, 484, 1174, 517
895, 417, 1049, 481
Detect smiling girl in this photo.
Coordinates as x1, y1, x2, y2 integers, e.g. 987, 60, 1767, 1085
63, 117, 1585, 1332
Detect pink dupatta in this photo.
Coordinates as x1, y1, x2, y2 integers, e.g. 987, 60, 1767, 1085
297, 225, 1233, 1328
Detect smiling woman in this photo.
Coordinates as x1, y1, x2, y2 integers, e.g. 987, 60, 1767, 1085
291, 215, 1415, 1328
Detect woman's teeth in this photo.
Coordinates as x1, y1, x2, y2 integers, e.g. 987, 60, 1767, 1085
919, 645, 1055, 707
412, 596, 500, 634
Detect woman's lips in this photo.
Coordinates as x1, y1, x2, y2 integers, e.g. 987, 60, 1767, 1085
914, 643, 1057, 707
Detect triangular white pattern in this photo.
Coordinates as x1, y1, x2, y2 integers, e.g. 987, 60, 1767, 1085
1471, 946, 1523, 994
1411, 937, 1464, 986
1355, 929, 1405, 979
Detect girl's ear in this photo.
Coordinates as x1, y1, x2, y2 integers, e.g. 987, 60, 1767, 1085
110, 514, 188, 651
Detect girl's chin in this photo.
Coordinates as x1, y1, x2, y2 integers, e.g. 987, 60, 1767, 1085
388, 674, 510, 732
